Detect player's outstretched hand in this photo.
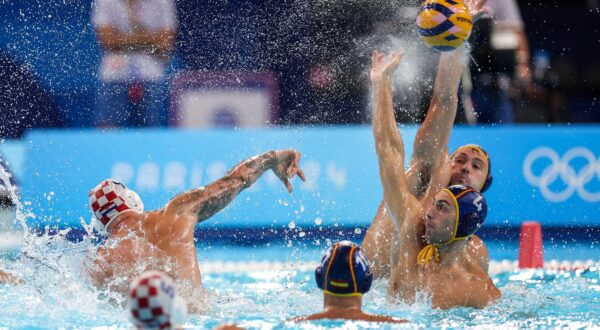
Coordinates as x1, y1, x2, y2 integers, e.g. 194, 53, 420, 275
464, 0, 490, 22
272, 149, 306, 193
370, 50, 404, 83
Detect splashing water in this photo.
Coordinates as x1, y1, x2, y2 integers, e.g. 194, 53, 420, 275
0, 162, 25, 252
0, 160, 127, 326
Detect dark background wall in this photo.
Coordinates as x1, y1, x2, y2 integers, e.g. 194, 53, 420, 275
0, 0, 598, 138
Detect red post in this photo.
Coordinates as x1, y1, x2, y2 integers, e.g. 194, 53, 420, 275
518, 221, 544, 268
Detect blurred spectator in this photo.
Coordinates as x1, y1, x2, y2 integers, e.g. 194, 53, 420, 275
515, 49, 567, 122
92, 0, 177, 128
268, 1, 396, 125
0, 50, 66, 139
177, 0, 262, 72
466, 0, 532, 124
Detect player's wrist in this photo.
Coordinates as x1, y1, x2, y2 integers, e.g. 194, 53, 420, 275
265, 150, 280, 169
371, 75, 391, 86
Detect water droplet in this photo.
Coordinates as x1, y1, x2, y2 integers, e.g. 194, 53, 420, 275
288, 221, 296, 229
354, 228, 362, 235
314, 217, 322, 225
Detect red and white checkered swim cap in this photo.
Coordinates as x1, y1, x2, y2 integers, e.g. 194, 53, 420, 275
128, 271, 188, 330
88, 179, 144, 233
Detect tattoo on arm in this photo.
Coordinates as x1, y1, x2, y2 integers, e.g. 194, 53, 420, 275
179, 151, 277, 222
192, 179, 241, 222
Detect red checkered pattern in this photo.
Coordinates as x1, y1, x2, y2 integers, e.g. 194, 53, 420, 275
89, 180, 131, 228
129, 272, 174, 330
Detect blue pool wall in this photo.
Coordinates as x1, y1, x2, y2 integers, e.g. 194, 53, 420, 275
4, 125, 597, 232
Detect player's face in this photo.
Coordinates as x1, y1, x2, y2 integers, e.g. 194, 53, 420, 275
450, 148, 487, 192
424, 191, 456, 244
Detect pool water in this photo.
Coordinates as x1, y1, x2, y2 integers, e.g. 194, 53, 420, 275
1, 234, 600, 329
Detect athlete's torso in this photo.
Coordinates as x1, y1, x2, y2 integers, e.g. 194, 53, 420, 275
89, 211, 201, 300
388, 245, 489, 309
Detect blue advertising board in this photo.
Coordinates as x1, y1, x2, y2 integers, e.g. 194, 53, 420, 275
20, 125, 600, 229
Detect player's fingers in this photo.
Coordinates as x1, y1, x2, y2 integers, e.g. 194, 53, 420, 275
477, 0, 490, 10
297, 168, 306, 182
473, 6, 490, 21
284, 179, 293, 193
287, 165, 297, 178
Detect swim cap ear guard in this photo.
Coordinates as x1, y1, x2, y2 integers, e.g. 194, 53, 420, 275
315, 241, 372, 297
88, 179, 144, 234
451, 144, 493, 193
445, 185, 488, 239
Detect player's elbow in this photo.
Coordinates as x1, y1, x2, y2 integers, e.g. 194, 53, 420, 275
376, 146, 404, 167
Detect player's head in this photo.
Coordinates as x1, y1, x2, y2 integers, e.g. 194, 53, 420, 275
127, 271, 187, 330
424, 185, 487, 245
450, 144, 493, 192
315, 241, 372, 297
88, 179, 144, 235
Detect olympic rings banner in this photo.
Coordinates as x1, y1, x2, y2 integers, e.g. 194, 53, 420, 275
20, 125, 600, 229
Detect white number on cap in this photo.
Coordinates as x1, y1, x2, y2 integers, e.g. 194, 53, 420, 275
473, 195, 483, 212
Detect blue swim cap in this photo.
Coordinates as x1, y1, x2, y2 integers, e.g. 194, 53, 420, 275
315, 241, 372, 297
444, 185, 488, 240
451, 144, 493, 192
418, 185, 488, 265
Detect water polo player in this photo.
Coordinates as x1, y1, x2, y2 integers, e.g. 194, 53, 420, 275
363, 0, 493, 278
86, 149, 305, 312
290, 240, 406, 323
370, 51, 501, 308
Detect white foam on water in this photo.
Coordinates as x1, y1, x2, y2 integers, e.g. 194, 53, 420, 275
0, 162, 25, 251
199, 259, 599, 276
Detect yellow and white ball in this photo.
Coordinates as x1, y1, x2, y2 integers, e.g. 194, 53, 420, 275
416, 0, 473, 51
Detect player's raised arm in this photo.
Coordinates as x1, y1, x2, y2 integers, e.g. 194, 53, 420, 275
409, 0, 490, 197
162, 150, 305, 224
370, 51, 418, 228
409, 49, 463, 195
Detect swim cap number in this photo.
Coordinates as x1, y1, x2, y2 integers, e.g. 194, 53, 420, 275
473, 195, 483, 212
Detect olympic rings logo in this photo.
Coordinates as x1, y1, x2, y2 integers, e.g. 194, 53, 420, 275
523, 147, 600, 202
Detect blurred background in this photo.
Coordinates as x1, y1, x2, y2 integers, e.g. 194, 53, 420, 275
0, 0, 598, 136
0, 0, 599, 244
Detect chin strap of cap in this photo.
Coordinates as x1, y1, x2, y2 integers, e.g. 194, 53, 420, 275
418, 186, 471, 265
417, 237, 468, 265
417, 244, 440, 265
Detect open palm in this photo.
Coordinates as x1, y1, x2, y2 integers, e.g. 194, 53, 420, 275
370, 50, 404, 82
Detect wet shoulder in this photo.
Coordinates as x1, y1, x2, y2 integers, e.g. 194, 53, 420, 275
141, 210, 172, 234
289, 311, 407, 324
